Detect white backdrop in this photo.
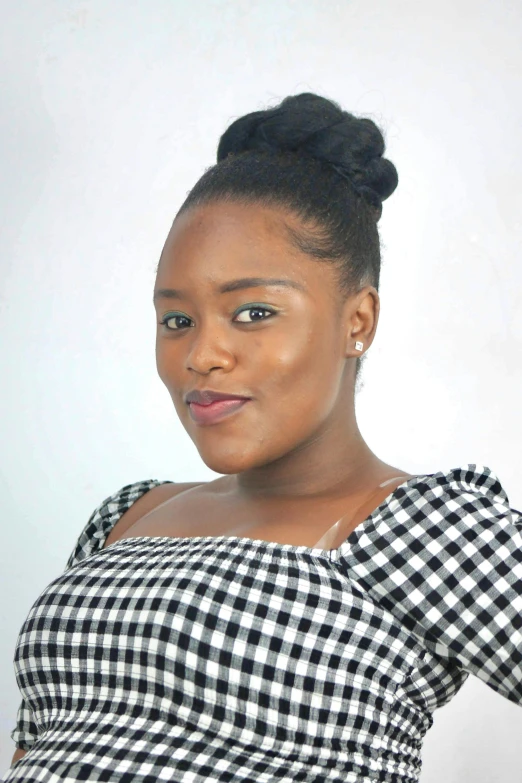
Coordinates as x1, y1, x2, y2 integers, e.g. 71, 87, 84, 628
1, 1, 521, 779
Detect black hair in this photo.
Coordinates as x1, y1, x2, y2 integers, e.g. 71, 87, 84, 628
175, 93, 398, 386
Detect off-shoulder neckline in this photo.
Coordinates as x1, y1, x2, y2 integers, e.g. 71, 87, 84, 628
99, 470, 462, 560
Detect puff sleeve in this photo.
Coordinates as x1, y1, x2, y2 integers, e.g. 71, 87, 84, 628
64, 478, 174, 569
338, 465, 522, 706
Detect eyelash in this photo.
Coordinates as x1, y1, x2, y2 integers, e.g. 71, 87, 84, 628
158, 305, 277, 331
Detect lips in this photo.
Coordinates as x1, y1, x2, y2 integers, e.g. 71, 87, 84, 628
185, 389, 251, 405
188, 398, 250, 425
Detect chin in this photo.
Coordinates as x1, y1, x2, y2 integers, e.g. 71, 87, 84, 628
195, 449, 253, 476
196, 436, 301, 476
191, 439, 273, 475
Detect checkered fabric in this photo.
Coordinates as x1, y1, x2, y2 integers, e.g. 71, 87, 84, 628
6, 465, 522, 782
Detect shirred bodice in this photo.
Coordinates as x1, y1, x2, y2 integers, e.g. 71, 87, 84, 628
6, 465, 522, 782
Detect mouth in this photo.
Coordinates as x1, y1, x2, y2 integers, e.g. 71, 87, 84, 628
188, 398, 250, 426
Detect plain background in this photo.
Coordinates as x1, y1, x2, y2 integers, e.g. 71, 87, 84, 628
1, 1, 521, 779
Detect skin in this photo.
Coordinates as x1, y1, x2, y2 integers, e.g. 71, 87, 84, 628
11, 748, 25, 765
11, 199, 407, 767
154, 200, 405, 499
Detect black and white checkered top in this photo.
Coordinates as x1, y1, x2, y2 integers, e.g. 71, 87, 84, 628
7, 465, 522, 782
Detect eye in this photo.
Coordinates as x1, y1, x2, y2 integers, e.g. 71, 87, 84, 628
233, 305, 276, 323
158, 304, 277, 332
159, 313, 193, 330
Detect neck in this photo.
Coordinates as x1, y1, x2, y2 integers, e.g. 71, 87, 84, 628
230, 416, 386, 501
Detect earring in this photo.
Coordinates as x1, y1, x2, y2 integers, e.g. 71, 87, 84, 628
355, 341, 364, 352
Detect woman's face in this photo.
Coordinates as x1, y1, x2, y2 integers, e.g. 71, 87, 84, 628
154, 200, 376, 476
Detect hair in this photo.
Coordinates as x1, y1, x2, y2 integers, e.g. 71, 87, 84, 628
175, 92, 399, 387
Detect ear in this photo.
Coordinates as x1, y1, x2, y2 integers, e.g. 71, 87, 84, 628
343, 286, 380, 357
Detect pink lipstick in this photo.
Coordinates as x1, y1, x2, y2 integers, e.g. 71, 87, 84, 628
188, 398, 250, 425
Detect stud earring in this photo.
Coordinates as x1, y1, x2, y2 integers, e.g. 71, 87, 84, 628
355, 341, 364, 352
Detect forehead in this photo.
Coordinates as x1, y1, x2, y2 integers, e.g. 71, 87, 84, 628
159, 201, 315, 276
156, 201, 342, 305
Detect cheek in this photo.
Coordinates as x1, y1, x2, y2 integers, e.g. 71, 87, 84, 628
255, 325, 336, 392
225, 328, 342, 467
155, 340, 185, 406
154, 324, 344, 473
155, 321, 341, 429
249, 325, 341, 426
155, 344, 171, 387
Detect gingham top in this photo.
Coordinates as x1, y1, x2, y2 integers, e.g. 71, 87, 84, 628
7, 465, 522, 783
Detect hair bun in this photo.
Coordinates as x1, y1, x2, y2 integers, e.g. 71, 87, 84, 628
217, 93, 398, 212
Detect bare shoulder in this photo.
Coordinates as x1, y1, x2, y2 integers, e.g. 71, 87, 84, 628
102, 481, 206, 549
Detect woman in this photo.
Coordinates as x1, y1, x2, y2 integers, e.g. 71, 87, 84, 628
7, 93, 522, 782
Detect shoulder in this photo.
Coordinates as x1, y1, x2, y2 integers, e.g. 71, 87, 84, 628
416, 463, 510, 504
65, 479, 204, 569
341, 464, 522, 706
392, 463, 519, 529
343, 462, 521, 586
380, 464, 516, 532
102, 481, 205, 549
342, 463, 520, 583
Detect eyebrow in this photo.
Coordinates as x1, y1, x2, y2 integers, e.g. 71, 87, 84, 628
152, 277, 306, 302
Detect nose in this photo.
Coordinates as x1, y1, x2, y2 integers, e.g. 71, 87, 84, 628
184, 322, 236, 375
